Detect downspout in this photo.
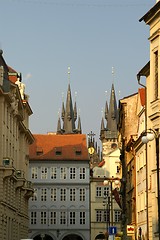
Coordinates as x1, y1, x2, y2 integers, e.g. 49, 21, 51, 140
137, 74, 149, 240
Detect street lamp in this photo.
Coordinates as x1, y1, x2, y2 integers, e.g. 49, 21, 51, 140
103, 177, 120, 228
141, 128, 160, 240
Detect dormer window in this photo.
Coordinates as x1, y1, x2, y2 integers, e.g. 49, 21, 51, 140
55, 147, 62, 156
36, 147, 43, 156
75, 147, 82, 155
75, 150, 81, 155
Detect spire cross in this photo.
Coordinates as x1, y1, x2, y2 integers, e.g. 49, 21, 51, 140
68, 66, 71, 83
88, 131, 96, 143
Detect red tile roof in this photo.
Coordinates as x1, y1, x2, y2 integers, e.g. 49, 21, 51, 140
29, 134, 89, 161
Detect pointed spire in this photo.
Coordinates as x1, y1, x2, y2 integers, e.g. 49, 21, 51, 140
61, 100, 65, 121
74, 92, 77, 121
105, 100, 108, 120
106, 83, 118, 139
57, 115, 62, 133
77, 115, 82, 133
100, 116, 105, 132
57, 67, 82, 134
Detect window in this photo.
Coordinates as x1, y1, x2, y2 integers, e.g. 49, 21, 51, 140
80, 212, 85, 225
96, 187, 102, 197
104, 186, 110, 197
96, 210, 109, 222
36, 147, 43, 155
50, 211, 56, 224
32, 188, 37, 201
60, 167, 67, 179
60, 211, 66, 224
116, 165, 120, 174
41, 211, 47, 224
96, 186, 109, 197
79, 167, 85, 179
60, 188, 66, 201
70, 167, 76, 179
51, 188, 57, 201
96, 210, 102, 222
70, 188, 76, 201
50, 167, 57, 179
41, 167, 48, 179
154, 50, 158, 100
114, 210, 121, 222
31, 167, 38, 179
104, 210, 110, 222
30, 211, 37, 225
69, 211, 76, 224
79, 188, 85, 201
41, 188, 47, 201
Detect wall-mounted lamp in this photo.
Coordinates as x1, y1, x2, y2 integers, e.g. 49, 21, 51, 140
141, 128, 158, 143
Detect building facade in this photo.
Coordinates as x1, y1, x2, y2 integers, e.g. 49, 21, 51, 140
90, 83, 122, 240
136, 2, 160, 239
0, 50, 34, 240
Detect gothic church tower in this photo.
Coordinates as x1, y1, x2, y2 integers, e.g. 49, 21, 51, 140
100, 83, 118, 154
57, 68, 82, 134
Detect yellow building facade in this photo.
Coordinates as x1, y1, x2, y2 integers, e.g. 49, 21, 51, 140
0, 51, 34, 240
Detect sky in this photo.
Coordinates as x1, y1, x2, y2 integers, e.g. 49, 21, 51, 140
0, 0, 156, 146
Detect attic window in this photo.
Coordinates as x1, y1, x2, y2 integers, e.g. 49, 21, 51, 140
36, 147, 43, 155
76, 151, 82, 155
75, 147, 82, 155
55, 147, 62, 156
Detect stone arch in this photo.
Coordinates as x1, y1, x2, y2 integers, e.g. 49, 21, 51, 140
62, 233, 83, 240
32, 233, 54, 240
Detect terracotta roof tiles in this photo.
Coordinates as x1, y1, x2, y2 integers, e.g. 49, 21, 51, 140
29, 134, 89, 161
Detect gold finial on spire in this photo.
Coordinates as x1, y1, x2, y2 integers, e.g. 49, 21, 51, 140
68, 66, 70, 83
101, 108, 104, 117
75, 91, 77, 100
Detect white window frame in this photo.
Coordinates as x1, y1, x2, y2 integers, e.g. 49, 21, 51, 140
51, 188, 57, 201
60, 211, 66, 224
50, 211, 56, 225
41, 211, 47, 224
60, 188, 66, 201
31, 167, 38, 179
79, 167, 86, 179
79, 188, 85, 201
60, 167, 67, 179
80, 211, 85, 225
70, 167, 76, 179
41, 188, 47, 201
70, 188, 76, 201
31, 211, 37, 225
41, 167, 48, 179
69, 211, 76, 224
50, 167, 57, 179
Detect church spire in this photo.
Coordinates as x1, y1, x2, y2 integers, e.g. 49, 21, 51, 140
107, 83, 118, 133
57, 67, 82, 134
100, 70, 118, 141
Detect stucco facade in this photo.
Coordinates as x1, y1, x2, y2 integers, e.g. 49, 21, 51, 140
28, 134, 90, 240
0, 51, 34, 240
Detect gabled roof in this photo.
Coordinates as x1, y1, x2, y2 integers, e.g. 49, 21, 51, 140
29, 134, 89, 161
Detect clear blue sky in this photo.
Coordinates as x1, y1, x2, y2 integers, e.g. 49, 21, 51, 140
0, 0, 156, 145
